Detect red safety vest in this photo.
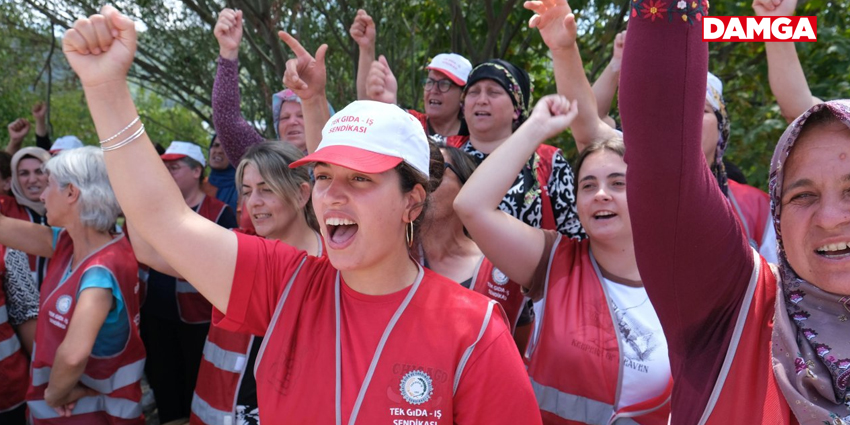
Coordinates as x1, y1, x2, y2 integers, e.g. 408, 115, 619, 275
527, 235, 671, 425
176, 196, 229, 324
447, 136, 559, 231
0, 195, 47, 285
469, 256, 528, 333
190, 235, 324, 425
27, 231, 145, 424
249, 262, 507, 423
0, 245, 29, 414
727, 181, 771, 253
696, 252, 797, 424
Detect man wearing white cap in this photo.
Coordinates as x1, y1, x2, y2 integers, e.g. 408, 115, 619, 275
351, 9, 472, 142
139, 140, 238, 424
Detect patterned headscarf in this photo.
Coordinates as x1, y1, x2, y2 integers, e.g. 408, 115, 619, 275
706, 72, 730, 196
461, 59, 533, 129
769, 100, 850, 424
10, 147, 50, 216
271, 89, 335, 140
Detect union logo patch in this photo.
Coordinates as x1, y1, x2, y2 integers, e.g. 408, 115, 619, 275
491, 268, 509, 285
56, 295, 73, 314
400, 370, 433, 405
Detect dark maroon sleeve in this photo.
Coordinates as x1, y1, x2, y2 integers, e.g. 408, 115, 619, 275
212, 56, 266, 167
619, 9, 755, 423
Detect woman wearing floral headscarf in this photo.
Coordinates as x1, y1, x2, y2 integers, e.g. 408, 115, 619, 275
445, 59, 584, 238
620, 0, 850, 421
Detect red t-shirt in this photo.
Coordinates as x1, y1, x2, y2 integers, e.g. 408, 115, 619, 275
214, 232, 541, 424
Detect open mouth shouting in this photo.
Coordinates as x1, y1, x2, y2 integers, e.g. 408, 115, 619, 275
325, 216, 359, 250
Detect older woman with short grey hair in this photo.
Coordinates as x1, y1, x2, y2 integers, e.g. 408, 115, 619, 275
0, 146, 146, 423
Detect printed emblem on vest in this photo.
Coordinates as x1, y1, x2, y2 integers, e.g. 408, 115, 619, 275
491, 268, 509, 286
56, 295, 73, 314
400, 370, 433, 405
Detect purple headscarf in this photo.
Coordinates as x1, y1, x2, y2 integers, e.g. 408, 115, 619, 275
768, 100, 850, 424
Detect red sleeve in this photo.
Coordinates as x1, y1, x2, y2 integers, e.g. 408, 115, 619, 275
212, 231, 309, 336
452, 310, 542, 425
619, 10, 755, 423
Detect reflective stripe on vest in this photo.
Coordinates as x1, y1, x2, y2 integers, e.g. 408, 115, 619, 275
177, 280, 199, 293
31, 359, 145, 393
531, 377, 640, 425
202, 340, 247, 373
29, 395, 143, 419
191, 391, 235, 425
0, 332, 22, 362
0, 304, 21, 361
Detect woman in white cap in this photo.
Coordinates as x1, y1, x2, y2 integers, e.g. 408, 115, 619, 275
63, 7, 544, 424
353, 9, 472, 143
0, 147, 144, 424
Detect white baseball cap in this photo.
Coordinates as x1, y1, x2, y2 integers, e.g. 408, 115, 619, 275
50, 136, 84, 154
426, 53, 473, 86
161, 141, 206, 167
289, 100, 430, 178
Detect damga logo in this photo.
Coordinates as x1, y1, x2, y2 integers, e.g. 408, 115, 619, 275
703, 16, 817, 42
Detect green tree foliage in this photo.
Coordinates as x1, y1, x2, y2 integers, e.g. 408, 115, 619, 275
2, 0, 848, 189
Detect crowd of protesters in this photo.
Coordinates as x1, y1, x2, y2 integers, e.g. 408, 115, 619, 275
1, 0, 846, 423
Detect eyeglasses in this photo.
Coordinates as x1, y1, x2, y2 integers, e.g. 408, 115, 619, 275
444, 162, 467, 185
424, 78, 455, 93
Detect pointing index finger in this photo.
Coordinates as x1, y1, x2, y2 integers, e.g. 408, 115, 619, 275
278, 31, 309, 57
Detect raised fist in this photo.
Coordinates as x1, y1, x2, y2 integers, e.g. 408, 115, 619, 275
526, 94, 578, 140
366, 56, 398, 105
525, 0, 578, 52
7, 118, 31, 143
349, 9, 376, 49
753, 0, 797, 16
215, 8, 243, 60
62, 5, 137, 88
613, 31, 626, 61
32, 102, 47, 121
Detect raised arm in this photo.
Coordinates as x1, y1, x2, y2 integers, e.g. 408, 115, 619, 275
0, 212, 53, 258
619, 3, 755, 420
127, 222, 182, 278
350, 9, 376, 100
32, 102, 51, 151
212, 8, 266, 166
754, 0, 820, 123
63, 6, 237, 313
591, 31, 625, 121
6, 118, 30, 155
280, 31, 330, 154
526, 0, 618, 152
455, 95, 577, 287
366, 55, 398, 105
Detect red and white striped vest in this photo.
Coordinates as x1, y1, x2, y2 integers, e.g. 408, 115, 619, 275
27, 231, 145, 424
527, 235, 671, 425
469, 256, 528, 333
0, 245, 29, 414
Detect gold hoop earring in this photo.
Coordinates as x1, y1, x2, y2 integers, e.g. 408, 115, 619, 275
406, 222, 414, 248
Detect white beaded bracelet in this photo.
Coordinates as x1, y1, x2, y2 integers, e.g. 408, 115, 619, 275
102, 124, 145, 152
99, 116, 141, 145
